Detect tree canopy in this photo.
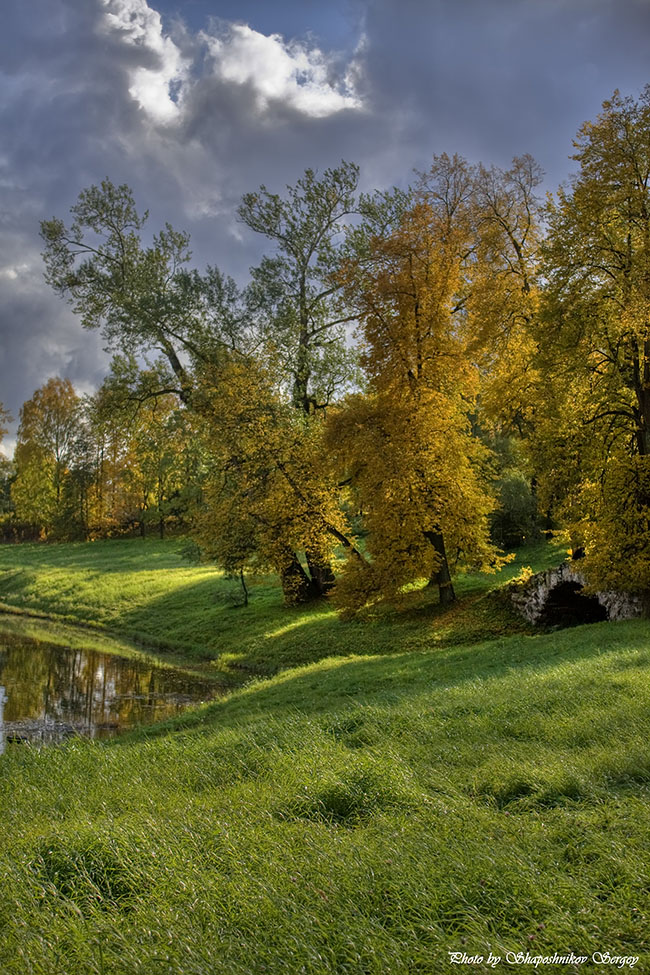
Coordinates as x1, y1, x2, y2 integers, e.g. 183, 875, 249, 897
28, 87, 650, 615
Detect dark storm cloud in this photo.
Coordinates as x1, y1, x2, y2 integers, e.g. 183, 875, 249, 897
1, 2, 128, 442
0, 0, 648, 449
359, 0, 650, 183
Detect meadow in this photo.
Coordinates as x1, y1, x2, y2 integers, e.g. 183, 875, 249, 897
0, 536, 562, 678
0, 538, 648, 974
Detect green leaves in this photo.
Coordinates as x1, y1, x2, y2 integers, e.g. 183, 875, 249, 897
239, 161, 361, 411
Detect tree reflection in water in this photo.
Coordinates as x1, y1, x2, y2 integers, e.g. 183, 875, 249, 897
0, 629, 222, 746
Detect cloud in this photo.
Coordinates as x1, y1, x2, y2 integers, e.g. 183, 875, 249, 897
0, 0, 374, 431
358, 0, 650, 185
2, 0, 650, 436
99, 0, 188, 122
97, 3, 364, 124
0, 265, 30, 281
201, 23, 362, 118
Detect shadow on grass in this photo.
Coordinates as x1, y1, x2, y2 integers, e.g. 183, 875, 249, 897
108, 617, 650, 748
111, 539, 562, 673
0, 536, 567, 679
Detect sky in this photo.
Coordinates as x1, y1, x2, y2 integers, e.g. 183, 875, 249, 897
1, 0, 649, 454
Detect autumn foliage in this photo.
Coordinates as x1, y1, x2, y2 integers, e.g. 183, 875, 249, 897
9, 84, 646, 614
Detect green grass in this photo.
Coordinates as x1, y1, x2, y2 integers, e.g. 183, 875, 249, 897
0, 535, 565, 678
2, 621, 650, 973
1, 536, 648, 973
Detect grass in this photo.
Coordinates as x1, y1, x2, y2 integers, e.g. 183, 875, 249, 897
1, 535, 648, 972
0, 535, 564, 678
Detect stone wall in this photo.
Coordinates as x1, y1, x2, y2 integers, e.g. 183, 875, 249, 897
507, 561, 643, 625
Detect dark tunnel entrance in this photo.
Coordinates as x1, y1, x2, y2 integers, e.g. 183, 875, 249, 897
538, 581, 609, 629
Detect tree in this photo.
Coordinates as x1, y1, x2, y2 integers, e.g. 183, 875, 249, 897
123, 392, 188, 539
40, 181, 208, 405
329, 184, 505, 615
538, 87, 650, 603
238, 163, 364, 595
83, 356, 204, 539
11, 379, 82, 534
41, 177, 358, 601
192, 357, 360, 604
239, 161, 360, 413
542, 87, 650, 455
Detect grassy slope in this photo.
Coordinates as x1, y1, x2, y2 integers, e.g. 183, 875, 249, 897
1, 538, 649, 973
0, 536, 563, 677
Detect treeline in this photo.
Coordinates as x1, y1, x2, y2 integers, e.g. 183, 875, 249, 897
0, 366, 202, 542
2, 86, 649, 615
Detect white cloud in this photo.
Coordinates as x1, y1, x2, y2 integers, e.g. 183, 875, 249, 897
202, 23, 363, 118
99, 0, 187, 123
0, 264, 30, 281
97, 3, 363, 123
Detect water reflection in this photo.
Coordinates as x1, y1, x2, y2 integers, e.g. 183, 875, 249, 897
0, 629, 222, 747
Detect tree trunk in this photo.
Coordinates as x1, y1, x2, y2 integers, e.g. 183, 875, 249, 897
635, 389, 650, 455
279, 552, 320, 604
305, 550, 336, 596
633, 337, 650, 455
424, 530, 456, 605
239, 569, 249, 608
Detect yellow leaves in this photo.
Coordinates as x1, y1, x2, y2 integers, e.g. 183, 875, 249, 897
326, 368, 501, 615
193, 357, 348, 583
479, 322, 540, 434
326, 172, 533, 614
577, 454, 650, 596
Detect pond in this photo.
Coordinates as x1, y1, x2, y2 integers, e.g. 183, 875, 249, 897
0, 627, 224, 749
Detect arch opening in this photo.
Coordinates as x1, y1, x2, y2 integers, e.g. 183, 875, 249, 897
538, 580, 608, 629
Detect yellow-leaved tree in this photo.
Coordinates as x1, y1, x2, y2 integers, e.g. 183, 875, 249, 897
536, 87, 650, 609
11, 378, 82, 535
193, 357, 362, 604
328, 176, 506, 616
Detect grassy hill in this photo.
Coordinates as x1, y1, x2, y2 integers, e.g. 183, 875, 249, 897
0, 538, 648, 973
0, 536, 563, 677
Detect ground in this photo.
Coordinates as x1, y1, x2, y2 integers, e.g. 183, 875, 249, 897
0, 537, 648, 974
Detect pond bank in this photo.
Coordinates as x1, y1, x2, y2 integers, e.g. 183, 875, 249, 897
0, 616, 232, 748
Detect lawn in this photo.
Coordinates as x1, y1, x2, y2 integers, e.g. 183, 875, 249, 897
1, 536, 647, 973
0, 535, 565, 677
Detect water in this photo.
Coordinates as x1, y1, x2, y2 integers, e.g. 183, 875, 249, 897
0, 628, 223, 749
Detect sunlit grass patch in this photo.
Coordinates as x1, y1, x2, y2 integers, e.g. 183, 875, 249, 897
0, 536, 566, 679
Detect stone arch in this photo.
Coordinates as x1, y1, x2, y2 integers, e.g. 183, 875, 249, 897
507, 561, 642, 627
536, 579, 608, 628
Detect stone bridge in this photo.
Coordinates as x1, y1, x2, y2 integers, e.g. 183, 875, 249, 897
507, 561, 643, 626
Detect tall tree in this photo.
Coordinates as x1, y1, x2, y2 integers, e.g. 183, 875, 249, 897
542, 86, 650, 457
193, 357, 360, 603
238, 163, 364, 595
330, 186, 504, 614
538, 86, 650, 604
41, 178, 356, 600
